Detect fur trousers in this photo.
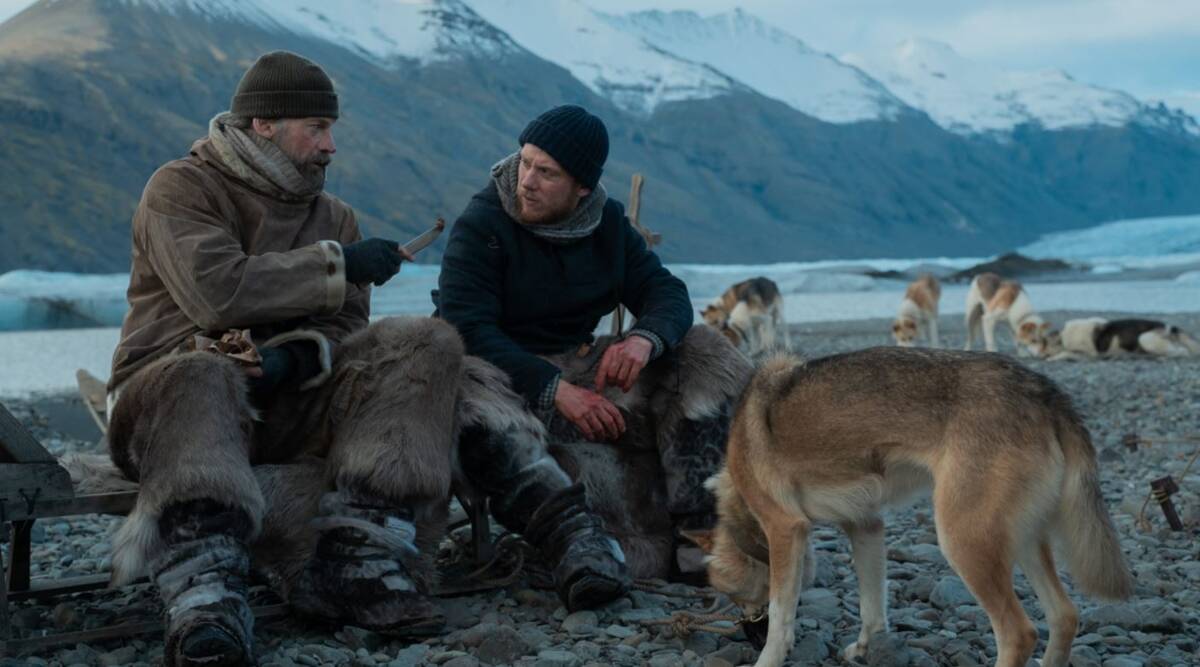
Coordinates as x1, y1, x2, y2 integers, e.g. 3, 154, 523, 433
99, 320, 750, 590
105, 317, 462, 588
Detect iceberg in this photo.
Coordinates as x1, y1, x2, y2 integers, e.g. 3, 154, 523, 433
0, 271, 129, 331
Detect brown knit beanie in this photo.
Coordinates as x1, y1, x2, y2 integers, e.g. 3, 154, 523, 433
231, 51, 339, 119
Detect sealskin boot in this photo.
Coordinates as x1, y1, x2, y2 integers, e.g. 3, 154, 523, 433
153, 500, 255, 667
289, 491, 445, 636
523, 483, 630, 611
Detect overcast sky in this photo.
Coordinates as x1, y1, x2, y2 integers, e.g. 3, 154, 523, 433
3, 0, 1198, 110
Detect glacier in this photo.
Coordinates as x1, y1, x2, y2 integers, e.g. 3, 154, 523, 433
4, 214, 1200, 333
0, 271, 129, 331
1019, 214, 1200, 269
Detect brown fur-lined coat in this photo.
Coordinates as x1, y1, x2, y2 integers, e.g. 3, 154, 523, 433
110, 138, 366, 391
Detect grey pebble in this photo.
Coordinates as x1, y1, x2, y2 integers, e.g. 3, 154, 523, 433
533, 649, 581, 667
930, 576, 976, 609
561, 610, 599, 634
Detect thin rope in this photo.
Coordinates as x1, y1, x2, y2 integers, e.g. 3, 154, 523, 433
1134, 435, 1200, 531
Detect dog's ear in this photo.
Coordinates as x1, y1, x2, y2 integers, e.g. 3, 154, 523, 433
681, 529, 715, 554
1039, 321, 1052, 332
891, 323, 901, 333
1019, 321, 1037, 335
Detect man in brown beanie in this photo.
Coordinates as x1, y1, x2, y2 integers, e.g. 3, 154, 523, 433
438, 106, 753, 583
105, 52, 633, 667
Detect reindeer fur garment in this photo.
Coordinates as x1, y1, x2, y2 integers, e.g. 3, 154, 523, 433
104, 317, 463, 588
539, 324, 752, 575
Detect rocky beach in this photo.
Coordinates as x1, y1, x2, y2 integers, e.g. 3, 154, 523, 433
2, 310, 1198, 667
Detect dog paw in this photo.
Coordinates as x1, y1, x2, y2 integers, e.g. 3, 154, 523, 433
843, 640, 869, 661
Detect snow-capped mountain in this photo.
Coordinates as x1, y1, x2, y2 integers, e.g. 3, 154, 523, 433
844, 38, 1197, 135
1162, 91, 1200, 121
126, 0, 520, 64
4, 0, 1200, 272
601, 9, 906, 124
122, 1, 1197, 134
465, 0, 739, 116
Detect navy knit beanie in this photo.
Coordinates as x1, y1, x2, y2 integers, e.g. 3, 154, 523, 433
231, 51, 339, 119
518, 105, 609, 189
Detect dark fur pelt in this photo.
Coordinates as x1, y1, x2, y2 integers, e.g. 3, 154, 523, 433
538, 325, 753, 576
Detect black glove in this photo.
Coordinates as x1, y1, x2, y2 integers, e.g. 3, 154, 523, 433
246, 342, 321, 399
343, 238, 404, 286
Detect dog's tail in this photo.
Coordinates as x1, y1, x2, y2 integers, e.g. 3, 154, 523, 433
1053, 410, 1133, 600
745, 354, 801, 439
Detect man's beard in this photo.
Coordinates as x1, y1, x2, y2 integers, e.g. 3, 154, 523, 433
517, 191, 575, 225
296, 157, 329, 192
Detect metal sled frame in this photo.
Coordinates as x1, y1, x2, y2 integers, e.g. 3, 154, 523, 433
0, 397, 497, 656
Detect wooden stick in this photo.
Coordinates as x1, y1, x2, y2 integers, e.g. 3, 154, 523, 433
612, 176, 648, 336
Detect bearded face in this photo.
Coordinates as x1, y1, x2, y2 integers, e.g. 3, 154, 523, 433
515, 143, 590, 225
264, 117, 336, 190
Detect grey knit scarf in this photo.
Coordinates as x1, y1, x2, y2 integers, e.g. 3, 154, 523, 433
207, 112, 325, 202
492, 152, 606, 244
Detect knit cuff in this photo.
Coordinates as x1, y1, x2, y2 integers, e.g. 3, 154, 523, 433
628, 329, 665, 361
537, 372, 562, 415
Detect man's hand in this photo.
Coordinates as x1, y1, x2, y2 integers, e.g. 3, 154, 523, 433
343, 238, 414, 287
245, 346, 295, 397
554, 380, 626, 442
595, 335, 653, 392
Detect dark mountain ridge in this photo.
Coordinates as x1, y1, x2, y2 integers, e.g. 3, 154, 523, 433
1, 0, 1198, 272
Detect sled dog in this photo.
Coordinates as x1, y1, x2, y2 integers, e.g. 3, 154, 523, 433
700, 277, 789, 360
689, 347, 1132, 667
963, 273, 1050, 355
1043, 317, 1200, 360
891, 274, 941, 347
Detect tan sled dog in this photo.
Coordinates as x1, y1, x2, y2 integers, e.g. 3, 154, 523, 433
691, 348, 1132, 667
892, 274, 941, 347
964, 273, 1050, 355
701, 277, 790, 360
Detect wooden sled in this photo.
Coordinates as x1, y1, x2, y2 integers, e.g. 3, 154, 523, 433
0, 370, 506, 656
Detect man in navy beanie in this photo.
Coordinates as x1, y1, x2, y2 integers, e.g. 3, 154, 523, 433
438, 105, 752, 584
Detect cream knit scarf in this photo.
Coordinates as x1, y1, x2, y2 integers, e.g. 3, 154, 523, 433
207, 112, 324, 202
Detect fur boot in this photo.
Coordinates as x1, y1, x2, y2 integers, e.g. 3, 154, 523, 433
153, 499, 255, 667
549, 441, 674, 580
645, 326, 751, 577
522, 483, 630, 612
456, 357, 629, 610
288, 489, 446, 637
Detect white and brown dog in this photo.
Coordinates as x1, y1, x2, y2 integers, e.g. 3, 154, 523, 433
1042, 317, 1200, 360
688, 348, 1131, 667
891, 274, 941, 347
963, 273, 1050, 355
700, 277, 790, 361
